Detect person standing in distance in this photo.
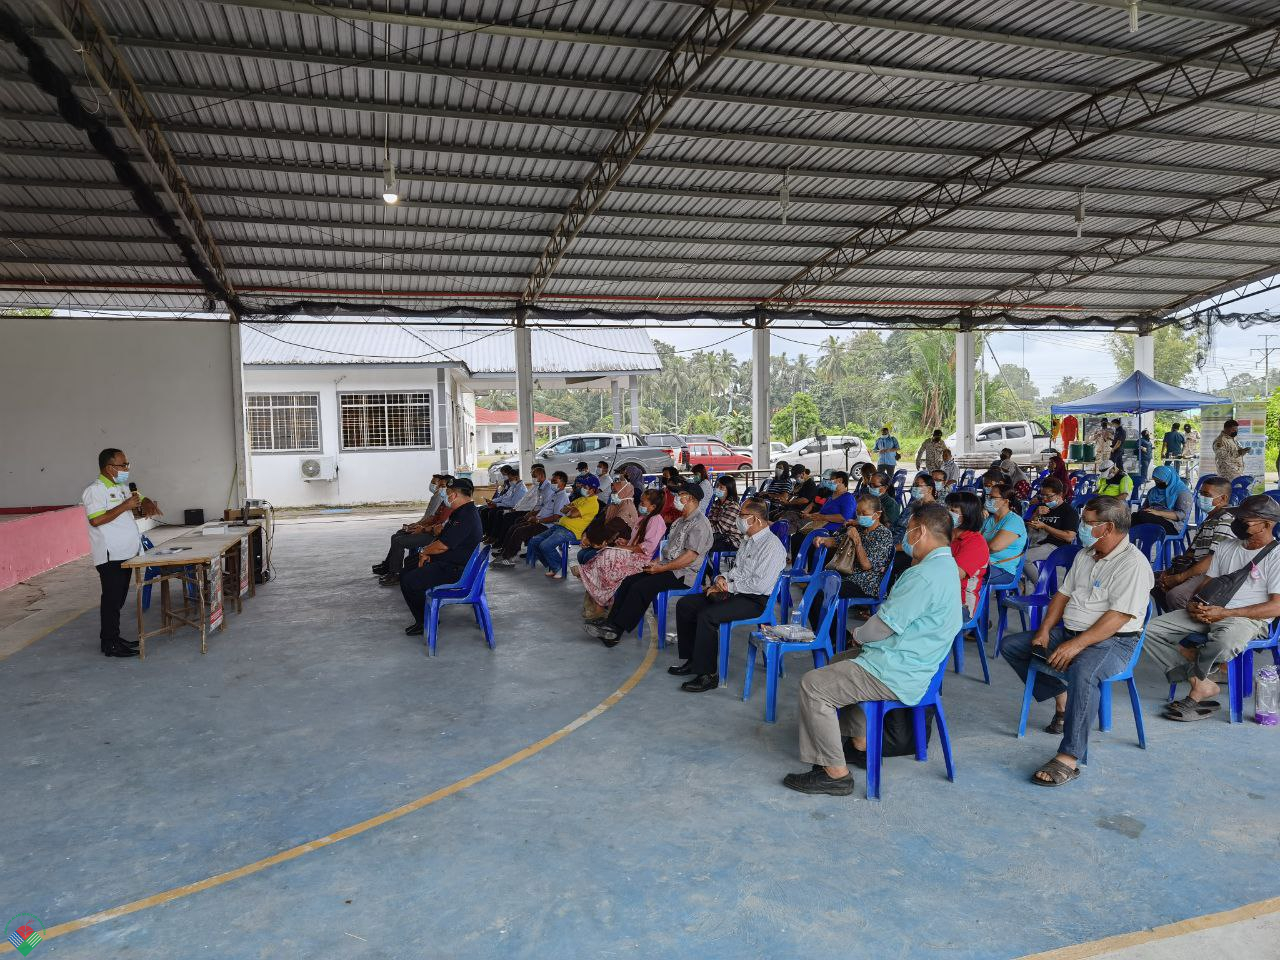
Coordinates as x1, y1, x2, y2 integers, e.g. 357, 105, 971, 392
83, 448, 162, 657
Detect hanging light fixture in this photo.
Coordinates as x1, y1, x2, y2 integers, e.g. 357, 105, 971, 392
1074, 186, 1086, 239
1127, 0, 1141, 32
381, 125, 399, 204
779, 167, 790, 226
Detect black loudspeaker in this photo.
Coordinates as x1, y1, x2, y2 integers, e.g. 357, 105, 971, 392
184, 508, 205, 526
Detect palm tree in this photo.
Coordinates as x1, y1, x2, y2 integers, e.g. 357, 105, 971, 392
817, 335, 848, 428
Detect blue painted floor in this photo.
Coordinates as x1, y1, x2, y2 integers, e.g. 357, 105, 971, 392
2, 516, 1278, 959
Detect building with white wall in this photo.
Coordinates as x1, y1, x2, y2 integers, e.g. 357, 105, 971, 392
474, 407, 566, 456
239, 323, 659, 507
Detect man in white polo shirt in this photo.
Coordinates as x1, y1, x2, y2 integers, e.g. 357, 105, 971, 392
83, 448, 162, 657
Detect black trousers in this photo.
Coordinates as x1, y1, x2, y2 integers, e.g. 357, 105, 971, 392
711, 534, 738, 554
384, 530, 435, 575
400, 560, 465, 624
499, 521, 547, 559
808, 578, 874, 631
607, 571, 685, 633
676, 592, 767, 675
96, 559, 132, 645
479, 506, 508, 539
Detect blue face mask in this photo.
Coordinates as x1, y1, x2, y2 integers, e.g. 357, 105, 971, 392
910, 486, 925, 501
985, 497, 999, 513
1043, 498, 1060, 509
638, 505, 650, 516
856, 515, 875, 528
609, 493, 621, 505
1197, 494, 1215, 514
714, 488, 726, 500
115, 470, 131, 485
1077, 521, 1100, 548
903, 530, 921, 557
949, 510, 962, 528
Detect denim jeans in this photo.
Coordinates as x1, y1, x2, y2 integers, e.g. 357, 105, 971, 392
530, 526, 576, 571
577, 547, 600, 566
986, 566, 1016, 588
1001, 624, 1138, 761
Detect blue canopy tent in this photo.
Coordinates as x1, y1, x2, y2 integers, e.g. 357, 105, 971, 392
1050, 371, 1227, 414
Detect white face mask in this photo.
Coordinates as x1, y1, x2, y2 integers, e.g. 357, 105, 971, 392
736, 517, 751, 535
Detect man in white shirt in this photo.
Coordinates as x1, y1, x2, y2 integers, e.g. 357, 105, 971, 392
82, 448, 161, 658
1145, 495, 1280, 721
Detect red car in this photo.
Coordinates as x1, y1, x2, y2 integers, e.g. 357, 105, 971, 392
684, 440, 752, 473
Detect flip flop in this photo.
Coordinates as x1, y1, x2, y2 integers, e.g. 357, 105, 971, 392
1031, 757, 1080, 787
1162, 696, 1220, 721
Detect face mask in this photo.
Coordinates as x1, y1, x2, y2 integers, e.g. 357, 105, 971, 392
985, 497, 999, 513
818, 482, 835, 494
428, 483, 437, 494
949, 510, 962, 528
1231, 518, 1254, 540
714, 488, 726, 500
638, 505, 650, 516
776, 467, 786, 476
856, 515, 875, 528
115, 470, 130, 484
609, 493, 621, 505
1154, 481, 1167, 490
1077, 521, 1100, 549
1197, 494, 1215, 514
678, 498, 692, 513
910, 487, 925, 501
1043, 498, 1060, 509
903, 529, 921, 557
597, 467, 607, 476
735, 517, 751, 535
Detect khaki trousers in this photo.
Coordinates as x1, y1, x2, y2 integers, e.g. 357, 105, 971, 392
797, 650, 898, 768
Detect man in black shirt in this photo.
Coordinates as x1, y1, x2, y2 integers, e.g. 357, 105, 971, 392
400, 477, 483, 636
1024, 477, 1078, 573
1109, 418, 1126, 468
772, 465, 818, 516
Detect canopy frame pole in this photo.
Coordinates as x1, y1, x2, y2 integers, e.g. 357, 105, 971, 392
751, 310, 771, 472
1134, 325, 1156, 445
514, 306, 535, 482
955, 326, 976, 458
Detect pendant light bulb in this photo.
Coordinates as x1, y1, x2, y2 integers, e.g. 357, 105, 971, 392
779, 167, 790, 226
1074, 187, 1086, 239
382, 151, 399, 204
1127, 0, 1140, 32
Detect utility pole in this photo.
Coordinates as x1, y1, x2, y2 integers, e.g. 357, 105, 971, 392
1253, 335, 1280, 395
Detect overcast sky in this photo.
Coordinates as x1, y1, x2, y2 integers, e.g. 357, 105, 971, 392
649, 288, 1274, 395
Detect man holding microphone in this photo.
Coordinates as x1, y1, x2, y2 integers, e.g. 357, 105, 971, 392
83, 448, 161, 657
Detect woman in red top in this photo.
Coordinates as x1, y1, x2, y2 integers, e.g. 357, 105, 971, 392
657, 466, 683, 526
944, 490, 990, 619
1045, 451, 1071, 495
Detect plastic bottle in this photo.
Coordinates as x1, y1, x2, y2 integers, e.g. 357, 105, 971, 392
1255, 666, 1279, 726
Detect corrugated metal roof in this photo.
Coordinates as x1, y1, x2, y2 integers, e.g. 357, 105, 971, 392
3, 0, 1280, 325
240, 322, 660, 374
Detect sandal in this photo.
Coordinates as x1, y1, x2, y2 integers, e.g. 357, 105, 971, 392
1162, 696, 1220, 722
1031, 757, 1080, 787
1044, 711, 1065, 736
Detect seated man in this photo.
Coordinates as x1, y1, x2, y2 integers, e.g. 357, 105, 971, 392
587, 483, 713, 648
783, 503, 961, 796
939, 448, 959, 486
1001, 496, 1153, 787
866, 471, 901, 529
399, 478, 483, 636
1153, 477, 1234, 611
488, 464, 547, 546
528, 473, 600, 579
790, 470, 855, 556
670, 500, 787, 693
494, 470, 570, 566
478, 465, 518, 539
1145, 495, 1280, 721
1023, 477, 1078, 570
573, 461, 591, 487
373, 473, 452, 586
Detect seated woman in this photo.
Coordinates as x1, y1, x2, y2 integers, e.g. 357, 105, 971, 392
854, 462, 877, 494
579, 489, 667, 621
658, 466, 684, 526
1133, 464, 1191, 535
945, 490, 990, 620
892, 473, 939, 581
707, 475, 742, 554
690, 463, 715, 505
1096, 462, 1133, 499
572, 475, 638, 573
807, 492, 895, 632
981, 479, 1027, 588
1046, 451, 1070, 493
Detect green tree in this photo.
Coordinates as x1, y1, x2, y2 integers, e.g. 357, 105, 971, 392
682, 410, 722, 435
1107, 327, 1199, 387
1046, 376, 1098, 406
723, 410, 751, 445
771, 392, 821, 443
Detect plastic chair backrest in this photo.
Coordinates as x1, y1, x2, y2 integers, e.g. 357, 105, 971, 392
1115, 600, 1156, 677
1037, 543, 1080, 592
959, 469, 975, 489
796, 570, 827, 622
813, 571, 843, 643
1230, 476, 1254, 506
1127, 523, 1164, 566
461, 546, 492, 601
873, 559, 894, 603
1264, 489, 1280, 506
918, 658, 949, 703
791, 528, 826, 577
769, 520, 789, 545
451, 544, 489, 594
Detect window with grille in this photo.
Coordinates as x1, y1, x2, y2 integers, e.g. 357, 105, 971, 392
340, 392, 433, 449
491, 431, 514, 444
246, 393, 321, 452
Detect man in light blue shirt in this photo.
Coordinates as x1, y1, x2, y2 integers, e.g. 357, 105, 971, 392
874, 425, 900, 469
784, 503, 961, 796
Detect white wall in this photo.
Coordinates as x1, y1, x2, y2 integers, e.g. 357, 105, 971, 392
242, 364, 467, 507
0, 317, 239, 517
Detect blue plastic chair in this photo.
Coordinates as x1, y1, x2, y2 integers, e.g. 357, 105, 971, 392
1003, 544, 1080, 637
957, 469, 975, 490
1229, 476, 1254, 506
1157, 516, 1189, 571
139, 534, 198, 610
524, 530, 578, 576
777, 528, 830, 621
1017, 601, 1154, 758
833, 562, 895, 654
1127, 522, 1165, 570
424, 546, 494, 657
991, 552, 1029, 655
717, 573, 788, 683
1168, 620, 1280, 724
861, 659, 956, 800
951, 579, 992, 683
638, 553, 711, 651
743, 572, 836, 722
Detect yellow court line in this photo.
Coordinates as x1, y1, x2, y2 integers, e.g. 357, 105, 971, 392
1019, 895, 1280, 960
0, 604, 95, 661
1, 637, 658, 952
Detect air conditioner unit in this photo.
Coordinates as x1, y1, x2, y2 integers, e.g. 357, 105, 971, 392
299, 456, 337, 481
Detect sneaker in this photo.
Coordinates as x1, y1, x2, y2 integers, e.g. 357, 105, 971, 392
372, 563, 389, 575
495, 557, 516, 567
781, 768, 855, 796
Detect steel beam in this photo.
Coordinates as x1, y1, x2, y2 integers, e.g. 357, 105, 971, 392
766, 19, 1280, 307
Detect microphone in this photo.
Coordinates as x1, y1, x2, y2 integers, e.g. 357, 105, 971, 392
128, 482, 138, 495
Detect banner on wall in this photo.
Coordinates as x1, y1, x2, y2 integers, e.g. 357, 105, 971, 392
1199, 402, 1268, 494
1199, 404, 1231, 480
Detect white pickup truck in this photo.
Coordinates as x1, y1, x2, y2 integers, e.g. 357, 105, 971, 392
487, 433, 676, 484
945, 420, 1056, 467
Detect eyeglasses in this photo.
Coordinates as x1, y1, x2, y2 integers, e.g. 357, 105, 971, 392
109, 461, 130, 469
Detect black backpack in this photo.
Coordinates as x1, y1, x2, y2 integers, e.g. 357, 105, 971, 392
881, 705, 935, 757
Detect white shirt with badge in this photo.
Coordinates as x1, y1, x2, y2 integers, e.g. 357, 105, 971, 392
82, 475, 142, 565
1059, 539, 1154, 633
1206, 540, 1280, 609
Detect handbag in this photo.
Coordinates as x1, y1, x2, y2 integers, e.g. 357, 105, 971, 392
828, 533, 858, 576
1192, 541, 1280, 608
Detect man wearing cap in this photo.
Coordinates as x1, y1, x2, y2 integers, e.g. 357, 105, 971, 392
874, 425, 900, 470
528, 472, 600, 579
587, 482, 713, 647
400, 478, 482, 636
1143, 494, 1280, 721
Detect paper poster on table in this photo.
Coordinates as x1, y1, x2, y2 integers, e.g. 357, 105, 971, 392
1235, 400, 1268, 495
239, 535, 250, 597
1199, 404, 1232, 479
208, 560, 224, 630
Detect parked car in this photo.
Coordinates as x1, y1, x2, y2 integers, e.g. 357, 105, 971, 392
772, 435, 871, 475
684, 439, 752, 472
643, 433, 685, 467
488, 433, 676, 484
945, 420, 1055, 464
731, 441, 786, 459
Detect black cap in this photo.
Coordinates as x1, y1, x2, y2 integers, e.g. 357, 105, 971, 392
448, 477, 475, 496
680, 481, 705, 502
1235, 494, 1280, 522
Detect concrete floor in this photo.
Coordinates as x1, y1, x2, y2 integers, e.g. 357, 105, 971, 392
2, 515, 1278, 959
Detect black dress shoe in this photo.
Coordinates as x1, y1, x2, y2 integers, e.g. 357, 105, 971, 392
404, 623, 424, 636
668, 661, 694, 676
378, 573, 400, 586
842, 740, 868, 770
103, 643, 139, 658
782, 768, 855, 796
680, 674, 719, 692
372, 563, 389, 575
